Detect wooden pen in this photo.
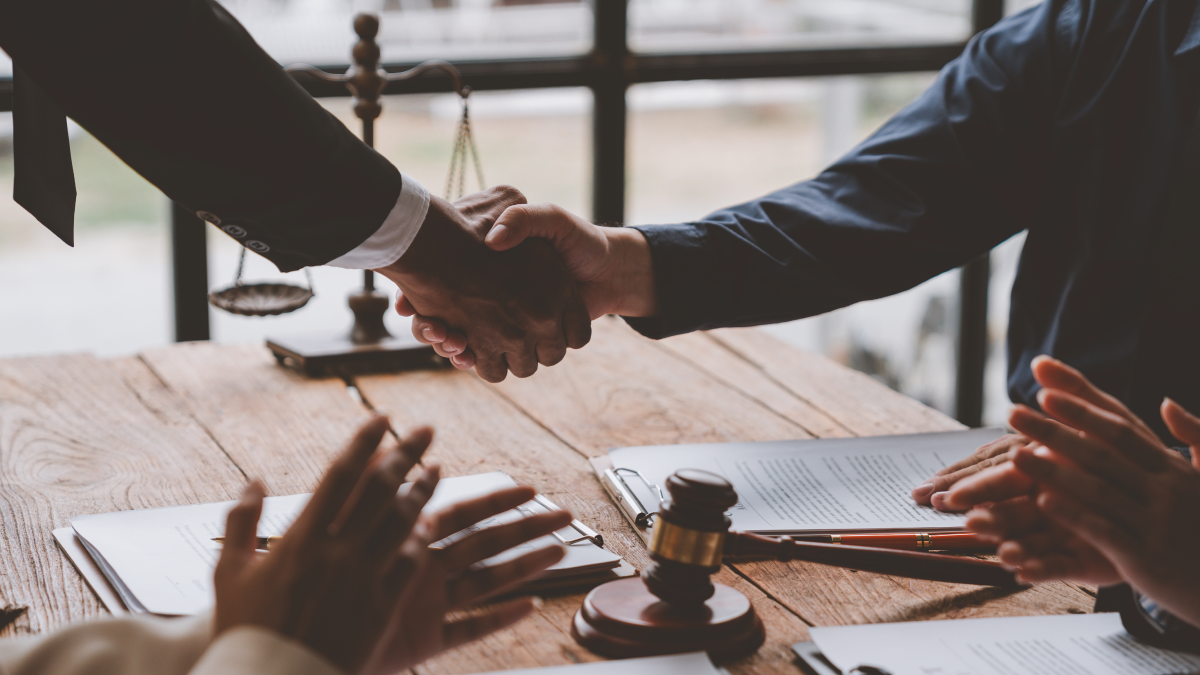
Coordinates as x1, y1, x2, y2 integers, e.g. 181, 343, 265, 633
212, 535, 282, 551
790, 532, 993, 551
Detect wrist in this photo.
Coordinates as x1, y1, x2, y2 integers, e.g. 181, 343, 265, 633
601, 227, 658, 317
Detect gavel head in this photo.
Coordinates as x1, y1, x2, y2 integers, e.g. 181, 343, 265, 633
643, 469, 738, 607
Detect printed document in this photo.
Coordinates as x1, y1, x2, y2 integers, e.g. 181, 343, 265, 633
806, 613, 1200, 675
608, 428, 1006, 533
68, 471, 619, 616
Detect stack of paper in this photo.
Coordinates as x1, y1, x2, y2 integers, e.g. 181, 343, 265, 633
795, 613, 1200, 675
55, 471, 629, 616
595, 428, 1006, 535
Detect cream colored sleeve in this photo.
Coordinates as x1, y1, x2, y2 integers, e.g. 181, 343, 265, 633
0, 613, 342, 675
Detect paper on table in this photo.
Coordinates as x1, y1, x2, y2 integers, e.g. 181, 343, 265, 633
69, 471, 619, 616
468, 652, 720, 675
808, 613, 1200, 675
608, 428, 1006, 534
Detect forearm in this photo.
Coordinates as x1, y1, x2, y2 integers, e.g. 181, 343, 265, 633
601, 227, 658, 318
0, 614, 211, 675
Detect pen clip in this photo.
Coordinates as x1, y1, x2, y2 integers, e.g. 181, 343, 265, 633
607, 467, 663, 529
532, 494, 604, 548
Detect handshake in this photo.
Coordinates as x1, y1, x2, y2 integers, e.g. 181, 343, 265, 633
375, 186, 659, 382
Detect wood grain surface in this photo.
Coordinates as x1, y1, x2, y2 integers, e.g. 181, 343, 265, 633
491, 319, 1095, 627
139, 342, 374, 496
0, 322, 1097, 673
354, 368, 814, 675
0, 355, 245, 637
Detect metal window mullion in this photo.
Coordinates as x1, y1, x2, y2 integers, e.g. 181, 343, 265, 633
590, 0, 628, 226
955, 0, 1006, 426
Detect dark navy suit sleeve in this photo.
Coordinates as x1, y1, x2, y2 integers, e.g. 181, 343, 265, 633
0, 0, 400, 272
626, 2, 1073, 339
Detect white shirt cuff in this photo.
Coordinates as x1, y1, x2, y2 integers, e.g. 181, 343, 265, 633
326, 172, 430, 269
189, 626, 344, 675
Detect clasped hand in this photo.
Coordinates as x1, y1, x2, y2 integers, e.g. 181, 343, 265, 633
944, 356, 1200, 630
213, 415, 571, 674
390, 201, 658, 381
376, 188, 598, 383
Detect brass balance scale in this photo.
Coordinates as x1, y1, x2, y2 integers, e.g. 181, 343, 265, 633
208, 13, 483, 378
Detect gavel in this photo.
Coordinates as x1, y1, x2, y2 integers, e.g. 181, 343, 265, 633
573, 469, 1019, 662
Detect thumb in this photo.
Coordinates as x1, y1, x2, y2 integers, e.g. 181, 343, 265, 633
216, 480, 265, 578
486, 203, 576, 252
1161, 398, 1200, 469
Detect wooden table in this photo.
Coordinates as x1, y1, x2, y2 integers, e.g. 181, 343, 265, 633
0, 317, 1095, 674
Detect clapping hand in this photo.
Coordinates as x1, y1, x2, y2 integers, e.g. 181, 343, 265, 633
396, 203, 658, 377
362, 485, 570, 675
945, 356, 1200, 629
213, 415, 440, 674
213, 415, 574, 674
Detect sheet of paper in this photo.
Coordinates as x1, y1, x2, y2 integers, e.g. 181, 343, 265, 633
470, 652, 720, 675
808, 613, 1200, 675
609, 428, 1006, 533
69, 471, 619, 615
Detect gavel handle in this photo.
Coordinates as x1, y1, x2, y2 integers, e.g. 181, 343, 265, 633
723, 531, 1022, 587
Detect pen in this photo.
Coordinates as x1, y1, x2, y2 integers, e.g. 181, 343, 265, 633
790, 532, 993, 551
212, 535, 282, 551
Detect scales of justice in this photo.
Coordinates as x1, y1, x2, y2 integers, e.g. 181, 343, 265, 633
208, 13, 483, 378
207, 14, 1021, 662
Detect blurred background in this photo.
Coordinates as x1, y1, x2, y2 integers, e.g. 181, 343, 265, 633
0, 0, 1043, 425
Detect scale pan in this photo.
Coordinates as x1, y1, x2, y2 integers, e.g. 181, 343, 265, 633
208, 283, 314, 316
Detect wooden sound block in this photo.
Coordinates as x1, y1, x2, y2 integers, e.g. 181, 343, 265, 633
572, 578, 765, 662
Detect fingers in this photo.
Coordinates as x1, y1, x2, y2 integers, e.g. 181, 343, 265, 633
965, 496, 1043, 541
473, 351, 509, 383
440, 511, 572, 573
333, 426, 435, 540
505, 349, 540, 379
1010, 403, 1155, 495
914, 434, 1026, 505
294, 415, 392, 536
561, 293, 592, 350
1036, 390, 1168, 472
450, 350, 475, 370
432, 486, 539, 541
1162, 398, 1200, 464
486, 203, 572, 252
447, 545, 566, 608
1035, 489, 1140, 559
394, 292, 417, 317
942, 461, 1034, 512
1009, 445, 1141, 531
366, 463, 441, 560
1031, 355, 1155, 437
216, 481, 266, 576
441, 597, 541, 651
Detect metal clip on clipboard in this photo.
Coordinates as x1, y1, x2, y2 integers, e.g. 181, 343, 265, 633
604, 467, 664, 528
532, 494, 604, 548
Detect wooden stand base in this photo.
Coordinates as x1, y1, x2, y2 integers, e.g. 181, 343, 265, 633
266, 332, 443, 378
572, 578, 765, 662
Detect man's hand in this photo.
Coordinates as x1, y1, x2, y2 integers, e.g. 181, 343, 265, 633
214, 415, 439, 674
362, 485, 571, 675
912, 433, 1033, 511
377, 189, 592, 382
945, 356, 1200, 629
396, 203, 657, 375
913, 354, 1165, 511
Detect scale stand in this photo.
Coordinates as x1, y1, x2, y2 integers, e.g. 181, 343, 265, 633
265, 14, 468, 378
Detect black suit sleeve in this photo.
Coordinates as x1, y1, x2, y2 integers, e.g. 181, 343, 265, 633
0, 0, 400, 272
624, 2, 1068, 339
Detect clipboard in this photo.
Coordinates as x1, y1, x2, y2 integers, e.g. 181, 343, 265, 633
589, 455, 661, 545
792, 642, 893, 675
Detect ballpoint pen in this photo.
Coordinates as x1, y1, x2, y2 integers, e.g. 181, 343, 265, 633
211, 535, 282, 551
790, 532, 993, 551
